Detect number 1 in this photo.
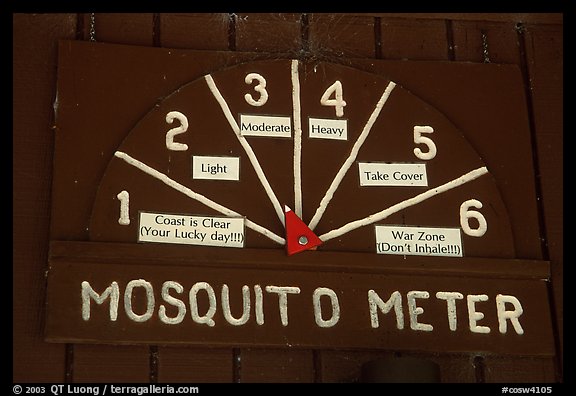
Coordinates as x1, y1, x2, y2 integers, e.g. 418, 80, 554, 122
117, 190, 130, 225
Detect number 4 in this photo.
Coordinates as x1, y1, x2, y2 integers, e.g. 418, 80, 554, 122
321, 81, 346, 117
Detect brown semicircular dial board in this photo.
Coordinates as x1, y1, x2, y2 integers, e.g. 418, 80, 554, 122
89, 59, 515, 258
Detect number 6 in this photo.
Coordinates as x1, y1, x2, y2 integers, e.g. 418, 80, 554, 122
460, 199, 487, 237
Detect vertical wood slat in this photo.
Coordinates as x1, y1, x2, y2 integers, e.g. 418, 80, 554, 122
320, 350, 393, 383
483, 356, 557, 383
523, 23, 563, 380
236, 13, 302, 53
222, 13, 315, 383
450, 18, 562, 382
452, 20, 521, 64
379, 17, 449, 61
306, 14, 377, 380
156, 347, 234, 383
155, 13, 237, 383
239, 349, 315, 383
308, 14, 376, 59
71, 13, 157, 383
73, 345, 151, 382
320, 351, 477, 383
160, 13, 229, 50
310, 15, 466, 383
12, 13, 77, 383
82, 13, 154, 46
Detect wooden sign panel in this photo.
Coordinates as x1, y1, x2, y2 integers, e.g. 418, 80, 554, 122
46, 40, 552, 356
46, 241, 553, 355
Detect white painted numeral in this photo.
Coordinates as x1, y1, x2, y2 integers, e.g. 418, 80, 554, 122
117, 190, 130, 225
165, 111, 189, 151
320, 81, 346, 117
413, 126, 437, 160
460, 199, 487, 237
244, 73, 268, 107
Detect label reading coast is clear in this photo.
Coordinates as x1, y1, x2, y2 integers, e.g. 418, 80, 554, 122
139, 212, 245, 248
359, 162, 428, 187
375, 225, 463, 257
240, 114, 292, 138
309, 118, 348, 140
192, 155, 240, 181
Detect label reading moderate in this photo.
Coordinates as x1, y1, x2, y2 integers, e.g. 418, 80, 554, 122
375, 225, 463, 257
359, 163, 428, 186
239, 114, 292, 138
139, 212, 245, 248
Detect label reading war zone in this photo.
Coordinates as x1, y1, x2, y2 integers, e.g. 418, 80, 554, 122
375, 225, 463, 257
139, 212, 245, 248
240, 114, 292, 138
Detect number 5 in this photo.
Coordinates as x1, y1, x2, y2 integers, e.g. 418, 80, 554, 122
413, 126, 437, 160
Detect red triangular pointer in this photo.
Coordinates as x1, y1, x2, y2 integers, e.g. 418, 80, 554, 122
284, 205, 323, 256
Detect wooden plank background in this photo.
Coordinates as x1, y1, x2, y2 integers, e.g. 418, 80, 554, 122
13, 12, 563, 383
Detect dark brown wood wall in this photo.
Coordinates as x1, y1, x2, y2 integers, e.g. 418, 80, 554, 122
13, 12, 563, 383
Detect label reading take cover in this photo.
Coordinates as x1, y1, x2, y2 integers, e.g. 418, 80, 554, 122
309, 118, 348, 140
375, 225, 463, 257
239, 114, 292, 138
359, 162, 428, 186
192, 155, 240, 181
139, 212, 245, 248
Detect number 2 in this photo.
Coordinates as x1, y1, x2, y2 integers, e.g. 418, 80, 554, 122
165, 111, 189, 151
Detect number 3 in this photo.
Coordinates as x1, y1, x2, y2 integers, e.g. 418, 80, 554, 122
244, 73, 268, 107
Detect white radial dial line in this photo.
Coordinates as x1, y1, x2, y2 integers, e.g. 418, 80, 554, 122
319, 166, 489, 242
291, 59, 303, 218
308, 81, 397, 231
114, 151, 286, 245
204, 74, 285, 227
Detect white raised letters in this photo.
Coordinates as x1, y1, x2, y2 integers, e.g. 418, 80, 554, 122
165, 111, 189, 151
244, 73, 268, 106
80, 281, 525, 336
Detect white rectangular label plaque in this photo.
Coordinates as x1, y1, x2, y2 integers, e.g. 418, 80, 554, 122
375, 225, 463, 257
239, 114, 292, 138
308, 117, 348, 140
192, 155, 240, 181
139, 212, 245, 248
359, 162, 428, 186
